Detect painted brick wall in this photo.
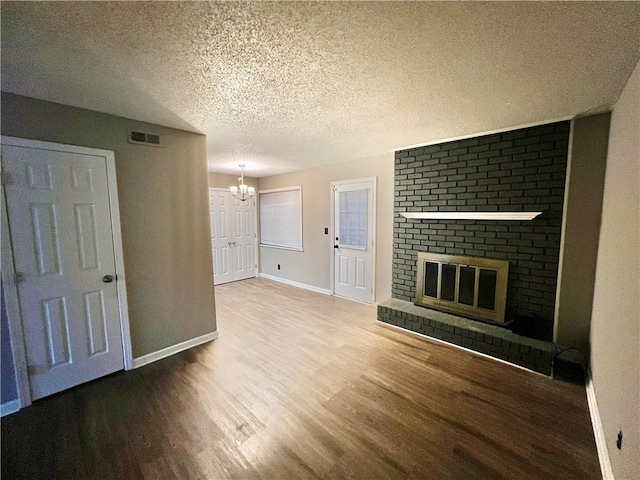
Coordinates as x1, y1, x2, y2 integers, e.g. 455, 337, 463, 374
393, 121, 569, 334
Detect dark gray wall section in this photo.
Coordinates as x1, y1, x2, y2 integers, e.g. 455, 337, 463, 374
393, 121, 569, 334
1, 281, 18, 404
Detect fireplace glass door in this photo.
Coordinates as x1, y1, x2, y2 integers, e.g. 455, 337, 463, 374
417, 253, 509, 324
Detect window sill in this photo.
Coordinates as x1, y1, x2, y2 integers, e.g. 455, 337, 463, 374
259, 244, 304, 252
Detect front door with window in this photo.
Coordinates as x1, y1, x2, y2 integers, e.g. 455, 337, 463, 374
333, 178, 375, 304
3, 141, 125, 400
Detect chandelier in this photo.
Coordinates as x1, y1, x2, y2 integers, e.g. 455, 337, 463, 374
230, 164, 255, 202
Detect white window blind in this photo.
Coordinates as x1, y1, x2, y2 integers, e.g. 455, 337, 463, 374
338, 190, 367, 248
259, 187, 302, 250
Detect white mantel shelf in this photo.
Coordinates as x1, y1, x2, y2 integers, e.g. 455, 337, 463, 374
400, 212, 542, 221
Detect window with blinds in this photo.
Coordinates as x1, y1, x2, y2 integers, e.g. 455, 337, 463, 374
338, 190, 367, 248
259, 187, 303, 250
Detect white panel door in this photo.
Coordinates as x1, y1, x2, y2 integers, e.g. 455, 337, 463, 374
209, 189, 233, 285
209, 189, 256, 285
231, 195, 256, 281
3, 145, 124, 400
333, 180, 375, 304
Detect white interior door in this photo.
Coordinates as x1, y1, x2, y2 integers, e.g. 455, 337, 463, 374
210, 189, 233, 285
333, 179, 375, 304
3, 144, 124, 400
231, 195, 256, 281
209, 188, 256, 285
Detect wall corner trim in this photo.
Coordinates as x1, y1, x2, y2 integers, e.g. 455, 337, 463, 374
132, 331, 219, 369
585, 374, 615, 480
259, 273, 331, 295
0, 399, 21, 417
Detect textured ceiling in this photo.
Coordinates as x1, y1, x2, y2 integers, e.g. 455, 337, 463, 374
2, 2, 639, 177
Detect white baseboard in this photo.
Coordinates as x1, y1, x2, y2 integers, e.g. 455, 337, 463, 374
0, 399, 20, 417
259, 273, 331, 295
585, 375, 614, 480
132, 331, 219, 369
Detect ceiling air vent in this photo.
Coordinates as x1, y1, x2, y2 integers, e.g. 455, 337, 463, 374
128, 130, 161, 146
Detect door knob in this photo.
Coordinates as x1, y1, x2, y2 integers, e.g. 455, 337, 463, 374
232, 241, 237, 246
103, 275, 114, 283
228, 241, 232, 246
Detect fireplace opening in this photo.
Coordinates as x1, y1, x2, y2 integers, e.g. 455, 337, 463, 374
416, 252, 509, 325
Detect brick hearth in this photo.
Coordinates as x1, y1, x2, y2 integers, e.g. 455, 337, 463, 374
378, 299, 555, 375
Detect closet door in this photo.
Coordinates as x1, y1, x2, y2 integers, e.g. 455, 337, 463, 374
209, 189, 256, 284
209, 189, 233, 285
230, 196, 256, 281
3, 141, 125, 399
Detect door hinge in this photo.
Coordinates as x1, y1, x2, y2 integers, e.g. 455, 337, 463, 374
1, 171, 13, 185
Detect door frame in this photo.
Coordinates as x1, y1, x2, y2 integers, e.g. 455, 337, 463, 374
0, 136, 133, 412
208, 187, 259, 283
330, 177, 377, 304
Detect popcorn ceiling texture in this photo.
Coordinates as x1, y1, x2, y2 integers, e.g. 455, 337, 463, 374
2, 2, 638, 176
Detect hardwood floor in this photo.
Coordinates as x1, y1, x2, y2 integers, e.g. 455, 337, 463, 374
2, 278, 599, 479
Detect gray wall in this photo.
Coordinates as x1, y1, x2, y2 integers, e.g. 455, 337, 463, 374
1, 92, 217, 359
1, 282, 18, 404
393, 122, 569, 336
258, 152, 394, 303
555, 114, 609, 352
590, 60, 639, 480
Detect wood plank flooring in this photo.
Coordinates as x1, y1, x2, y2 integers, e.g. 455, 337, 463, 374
1, 278, 599, 479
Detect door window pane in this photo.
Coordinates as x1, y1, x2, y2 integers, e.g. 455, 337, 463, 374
338, 190, 367, 247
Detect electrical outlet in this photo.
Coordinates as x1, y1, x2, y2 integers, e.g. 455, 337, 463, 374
617, 431, 623, 450
277, 264, 281, 270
